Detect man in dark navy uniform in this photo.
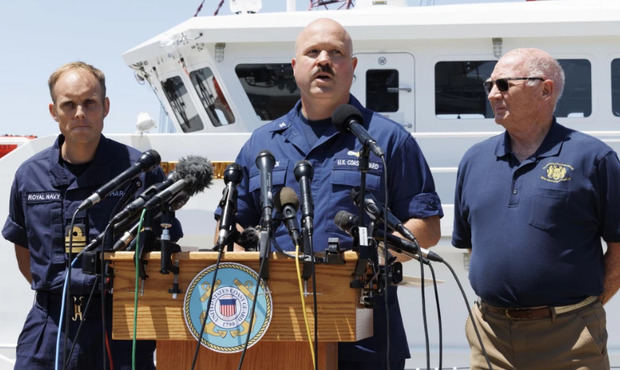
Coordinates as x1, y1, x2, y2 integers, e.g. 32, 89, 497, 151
216, 18, 442, 370
2, 62, 174, 369
453, 48, 620, 369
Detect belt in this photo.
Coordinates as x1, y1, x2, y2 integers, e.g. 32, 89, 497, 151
480, 296, 598, 320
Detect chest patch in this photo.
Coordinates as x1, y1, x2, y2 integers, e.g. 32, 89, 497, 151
26, 191, 61, 204
541, 162, 573, 183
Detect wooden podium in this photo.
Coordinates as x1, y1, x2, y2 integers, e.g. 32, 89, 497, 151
106, 251, 372, 370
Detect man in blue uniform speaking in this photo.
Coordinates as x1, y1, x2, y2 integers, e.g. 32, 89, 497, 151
452, 48, 620, 369
217, 18, 442, 369
2, 62, 174, 369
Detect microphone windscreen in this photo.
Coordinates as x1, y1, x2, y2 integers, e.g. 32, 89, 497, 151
175, 155, 214, 195
275, 187, 299, 213
331, 104, 363, 134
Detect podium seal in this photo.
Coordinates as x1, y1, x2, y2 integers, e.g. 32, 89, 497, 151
183, 262, 272, 353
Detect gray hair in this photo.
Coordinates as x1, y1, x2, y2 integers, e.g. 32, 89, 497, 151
504, 48, 565, 104
524, 55, 565, 101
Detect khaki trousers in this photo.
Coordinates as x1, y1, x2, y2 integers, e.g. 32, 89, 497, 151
465, 301, 609, 370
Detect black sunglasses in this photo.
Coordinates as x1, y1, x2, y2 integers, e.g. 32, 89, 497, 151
483, 77, 545, 94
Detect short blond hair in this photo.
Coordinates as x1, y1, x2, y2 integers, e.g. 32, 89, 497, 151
48, 61, 106, 102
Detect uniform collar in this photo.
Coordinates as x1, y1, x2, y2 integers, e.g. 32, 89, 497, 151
269, 95, 369, 155
49, 134, 112, 189
494, 117, 566, 160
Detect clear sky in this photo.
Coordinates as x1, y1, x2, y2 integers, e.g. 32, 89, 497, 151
0, 0, 518, 138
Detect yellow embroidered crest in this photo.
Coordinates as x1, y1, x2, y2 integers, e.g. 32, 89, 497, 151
541, 162, 573, 183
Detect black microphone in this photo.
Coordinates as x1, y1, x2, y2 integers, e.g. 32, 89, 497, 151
217, 163, 243, 247
110, 171, 177, 226
255, 150, 275, 227
111, 190, 190, 252
351, 189, 419, 245
142, 156, 213, 211
294, 160, 314, 241
275, 187, 302, 247
78, 149, 161, 211
334, 210, 442, 262
110, 156, 211, 226
334, 209, 364, 241
294, 160, 315, 279
236, 227, 259, 251
332, 104, 384, 157
112, 222, 140, 251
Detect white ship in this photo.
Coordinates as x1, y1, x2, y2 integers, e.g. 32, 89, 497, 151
2, 0, 620, 368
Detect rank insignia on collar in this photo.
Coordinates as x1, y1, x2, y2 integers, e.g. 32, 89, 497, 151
541, 162, 573, 183
278, 121, 287, 128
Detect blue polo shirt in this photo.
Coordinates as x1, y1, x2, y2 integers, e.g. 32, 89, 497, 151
219, 95, 442, 364
2, 134, 179, 295
452, 119, 620, 307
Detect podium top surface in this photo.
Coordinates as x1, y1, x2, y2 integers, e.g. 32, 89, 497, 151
105, 250, 359, 262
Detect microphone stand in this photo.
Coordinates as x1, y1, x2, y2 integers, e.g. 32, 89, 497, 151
135, 211, 155, 293
159, 209, 182, 298
258, 224, 272, 281
351, 145, 372, 288
357, 145, 370, 227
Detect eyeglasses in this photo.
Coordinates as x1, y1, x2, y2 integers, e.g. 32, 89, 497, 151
483, 77, 545, 94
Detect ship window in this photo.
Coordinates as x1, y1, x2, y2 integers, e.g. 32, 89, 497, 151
161, 76, 204, 133
235, 64, 300, 121
434, 59, 592, 119
556, 59, 591, 118
434, 61, 495, 119
611, 59, 620, 116
366, 69, 398, 112
190, 67, 235, 126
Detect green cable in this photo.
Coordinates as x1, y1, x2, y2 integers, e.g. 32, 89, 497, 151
133, 209, 147, 370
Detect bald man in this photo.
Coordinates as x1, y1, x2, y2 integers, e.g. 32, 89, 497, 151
453, 48, 620, 369
215, 18, 442, 369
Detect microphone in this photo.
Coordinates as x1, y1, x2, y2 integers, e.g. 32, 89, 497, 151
142, 155, 213, 211
110, 171, 177, 225
275, 187, 302, 247
351, 189, 419, 245
332, 104, 384, 157
236, 227, 259, 251
255, 150, 275, 227
294, 160, 315, 279
217, 163, 243, 247
294, 160, 314, 241
334, 210, 442, 262
78, 149, 161, 211
110, 156, 212, 226
112, 222, 140, 251
112, 191, 191, 252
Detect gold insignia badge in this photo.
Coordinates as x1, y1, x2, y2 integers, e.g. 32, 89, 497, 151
541, 162, 573, 183
65, 224, 86, 254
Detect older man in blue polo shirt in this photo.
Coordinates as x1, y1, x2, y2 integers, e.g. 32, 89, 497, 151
216, 18, 442, 370
453, 48, 620, 369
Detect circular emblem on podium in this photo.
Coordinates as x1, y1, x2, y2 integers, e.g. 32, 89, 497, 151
183, 262, 272, 353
